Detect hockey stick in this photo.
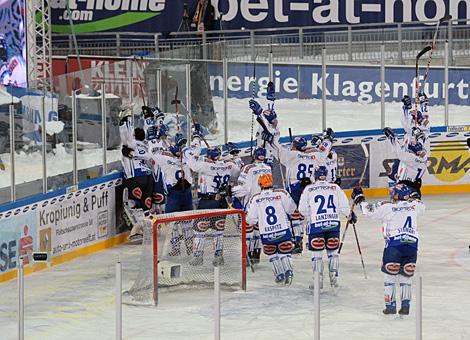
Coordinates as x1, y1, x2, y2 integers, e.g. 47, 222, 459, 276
414, 46, 433, 120
138, 82, 147, 108
422, 15, 452, 88
352, 223, 367, 279
250, 54, 258, 160
338, 142, 369, 254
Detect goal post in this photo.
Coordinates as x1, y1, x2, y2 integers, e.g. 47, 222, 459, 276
124, 209, 247, 306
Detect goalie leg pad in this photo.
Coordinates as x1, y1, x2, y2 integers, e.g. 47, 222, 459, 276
213, 231, 224, 257
263, 244, 277, 256
192, 232, 205, 258
278, 241, 294, 254
308, 235, 326, 251
399, 274, 412, 307
384, 273, 397, 309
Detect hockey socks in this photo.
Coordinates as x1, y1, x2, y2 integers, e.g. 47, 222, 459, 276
269, 254, 285, 284
383, 273, 397, 314
327, 250, 339, 287
399, 275, 412, 315
310, 251, 324, 290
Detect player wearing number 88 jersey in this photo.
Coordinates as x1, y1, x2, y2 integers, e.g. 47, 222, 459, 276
298, 166, 352, 290
246, 174, 297, 285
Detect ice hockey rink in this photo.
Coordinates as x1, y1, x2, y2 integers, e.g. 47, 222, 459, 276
0, 193, 469, 340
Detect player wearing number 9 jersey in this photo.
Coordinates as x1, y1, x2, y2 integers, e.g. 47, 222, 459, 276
246, 174, 297, 285
298, 166, 352, 290
352, 184, 425, 316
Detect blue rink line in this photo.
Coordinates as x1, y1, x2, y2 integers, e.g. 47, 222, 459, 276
0, 172, 122, 214
0, 126, 449, 214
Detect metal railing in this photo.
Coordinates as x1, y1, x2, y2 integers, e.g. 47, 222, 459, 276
50, 19, 470, 65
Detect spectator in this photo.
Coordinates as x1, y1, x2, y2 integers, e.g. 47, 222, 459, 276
191, 0, 215, 32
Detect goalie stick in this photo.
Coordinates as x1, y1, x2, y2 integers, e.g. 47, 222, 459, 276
338, 142, 369, 255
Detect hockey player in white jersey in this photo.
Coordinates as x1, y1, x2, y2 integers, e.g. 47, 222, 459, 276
184, 127, 241, 266
400, 94, 431, 145
232, 147, 272, 264
246, 173, 297, 285
383, 127, 427, 197
311, 130, 340, 185
298, 166, 354, 290
351, 184, 425, 315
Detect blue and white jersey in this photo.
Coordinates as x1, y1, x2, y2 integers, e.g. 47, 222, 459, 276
233, 162, 272, 206
358, 200, 426, 249
119, 118, 134, 147
298, 180, 350, 234
273, 139, 319, 187
400, 107, 431, 146
324, 150, 338, 183
390, 139, 428, 182
184, 138, 240, 195
127, 140, 153, 178
152, 151, 193, 189
147, 138, 170, 154
246, 188, 297, 238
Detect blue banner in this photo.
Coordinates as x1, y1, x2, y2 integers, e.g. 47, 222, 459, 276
208, 62, 470, 105
50, 1, 470, 34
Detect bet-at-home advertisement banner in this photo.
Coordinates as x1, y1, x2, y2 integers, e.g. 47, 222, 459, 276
49, 0, 470, 33
0, 177, 120, 277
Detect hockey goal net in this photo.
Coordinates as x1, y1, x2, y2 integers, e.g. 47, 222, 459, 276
123, 209, 247, 306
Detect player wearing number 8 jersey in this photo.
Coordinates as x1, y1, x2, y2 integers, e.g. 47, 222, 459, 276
352, 184, 425, 315
298, 166, 353, 290
246, 174, 297, 285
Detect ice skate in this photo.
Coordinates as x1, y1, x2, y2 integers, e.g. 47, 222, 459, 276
127, 232, 143, 244
398, 306, 410, 315
275, 273, 285, 285
284, 270, 293, 286
329, 271, 339, 288
383, 306, 397, 315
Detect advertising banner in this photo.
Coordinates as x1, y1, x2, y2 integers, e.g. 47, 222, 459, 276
0, 176, 122, 278
369, 134, 470, 188
53, 57, 470, 106
49, 1, 470, 34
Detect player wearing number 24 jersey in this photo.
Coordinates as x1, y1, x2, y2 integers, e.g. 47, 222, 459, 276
246, 174, 297, 285
298, 166, 352, 290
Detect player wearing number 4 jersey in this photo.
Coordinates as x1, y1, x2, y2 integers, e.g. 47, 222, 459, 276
246, 174, 297, 285
352, 184, 425, 315
299, 166, 354, 290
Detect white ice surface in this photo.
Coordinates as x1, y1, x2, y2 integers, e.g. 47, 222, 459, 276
0, 194, 469, 339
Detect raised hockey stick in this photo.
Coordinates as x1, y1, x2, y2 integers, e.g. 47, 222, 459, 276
138, 82, 147, 108
352, 223, 367, 279
250, 54, 258, 159
422, 15, 452, 88
414, 46, 432, 119
338, 142, 369, 254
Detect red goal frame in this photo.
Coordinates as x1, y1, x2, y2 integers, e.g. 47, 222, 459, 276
152, 209, 247, 305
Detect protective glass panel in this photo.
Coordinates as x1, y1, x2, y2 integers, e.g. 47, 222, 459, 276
0, 85, 13, 203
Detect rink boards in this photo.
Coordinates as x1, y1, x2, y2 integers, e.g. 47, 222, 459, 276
0, 127, 469, 282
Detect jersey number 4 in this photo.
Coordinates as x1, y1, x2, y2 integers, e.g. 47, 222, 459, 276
314, 195, 337, 214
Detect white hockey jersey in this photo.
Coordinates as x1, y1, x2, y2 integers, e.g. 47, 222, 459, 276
119, 119, 152, 179
185, 138, 240, 195
400, 107, 431, 145
246, 188, 297, 237
152, 151, 193, 189
358, 199, 426, 249
390, 139, 428, 182
324, 150, 338, 183
233, 162, 272, 205
273, 139, 319, 186
298, 180, 350, 234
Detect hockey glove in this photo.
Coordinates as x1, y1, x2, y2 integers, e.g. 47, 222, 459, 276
175, 133, 188, 148
383, 127, 396, 140
121, 145, 134, 158
311, 135, 322, 148
226, 142, 241, 155
249, 99, 263, 116
323, 127, 335, 140
334, 177, 342, 187
266, 81, 276, 101
157, 124, 169, 138
192, 123, 203, 138
261, 130, 274, 144
348, 211, 358, 224
417, 92, 429, 105
351, 187, 365, 205
401, 95, 412, 110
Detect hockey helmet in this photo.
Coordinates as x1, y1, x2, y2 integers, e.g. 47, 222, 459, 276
258, 173, 273, 189
262, 109, 277, 123
293, 136, 307, 152
315, 166, 328, 181
311, 134, 322, 148
408, 142, 425, 157
207, 146, 221, 160
392, 183, 412, 201
411, 127, 425, 143
254, 147, 267, 161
